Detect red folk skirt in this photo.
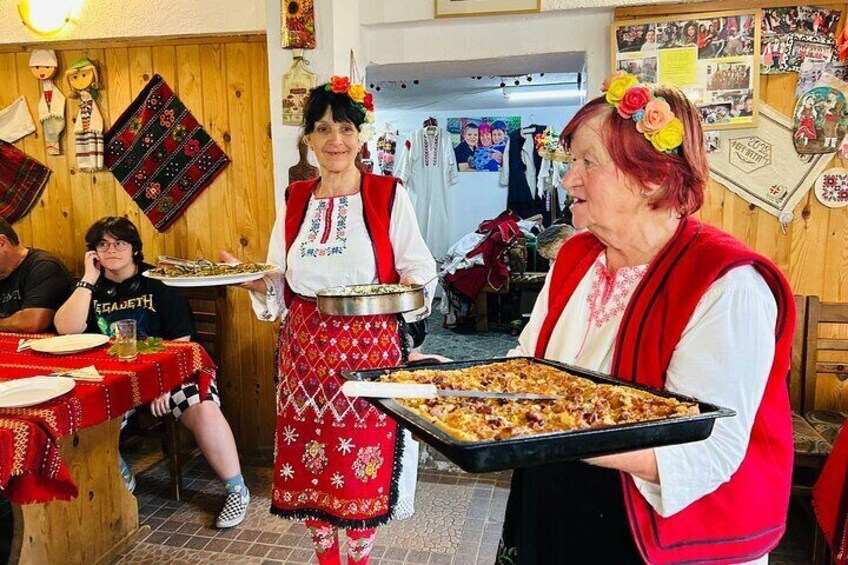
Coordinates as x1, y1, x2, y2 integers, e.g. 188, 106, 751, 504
270, 297, 404, 528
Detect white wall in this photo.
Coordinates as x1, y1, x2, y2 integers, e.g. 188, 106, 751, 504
376, 105, 577, 247
0, 0, 264, 44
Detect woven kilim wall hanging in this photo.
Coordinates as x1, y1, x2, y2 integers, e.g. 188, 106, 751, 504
104, 74, 230, 232
0, 139, 51, 223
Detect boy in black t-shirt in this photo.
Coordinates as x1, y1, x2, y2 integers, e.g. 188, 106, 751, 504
0, 218, 72, 332
54, 217, 249, 529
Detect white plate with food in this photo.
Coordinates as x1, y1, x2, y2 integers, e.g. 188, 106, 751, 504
0, 376, 76, 408
316, 283, 425, 316
143, 262, 280, 287
29, 334, 111, 355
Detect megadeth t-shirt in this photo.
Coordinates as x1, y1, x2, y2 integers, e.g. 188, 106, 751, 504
85, 265, 196, 340
0, 248, 73, 319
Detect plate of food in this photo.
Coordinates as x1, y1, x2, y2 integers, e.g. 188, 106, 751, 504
0, 376, 75, 408
316, 283, 425, 316
143, 259, 280, 287
344, 357, 734, 473
29, 334, 111, 355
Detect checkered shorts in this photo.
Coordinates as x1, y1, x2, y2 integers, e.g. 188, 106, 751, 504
168, 380, 221, 420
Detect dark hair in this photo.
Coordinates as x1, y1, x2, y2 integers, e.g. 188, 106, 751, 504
85, 216, 144, 264
302, 84, 366, 134
491, 120, 507, 132
0, 219, 20, 246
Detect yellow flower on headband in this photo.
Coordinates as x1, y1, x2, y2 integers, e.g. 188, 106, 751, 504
348, 83, 367, 104
648, 117, 684, 152
604, 74, 639, 105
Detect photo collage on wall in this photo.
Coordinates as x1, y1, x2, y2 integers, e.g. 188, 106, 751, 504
614, 11, 758, 129
761, 6, 840, 74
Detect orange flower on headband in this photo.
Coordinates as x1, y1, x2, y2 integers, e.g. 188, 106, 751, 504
329, 76, 351, 94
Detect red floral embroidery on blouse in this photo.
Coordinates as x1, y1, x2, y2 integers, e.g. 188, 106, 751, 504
586, 259, 648, 328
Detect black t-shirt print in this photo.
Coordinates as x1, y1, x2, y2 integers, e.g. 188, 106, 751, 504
0, 248, 73, 319
85, 265, 197, 341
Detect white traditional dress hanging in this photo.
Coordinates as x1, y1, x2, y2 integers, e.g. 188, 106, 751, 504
65, 57, 104, 172
28, 50, 65, 156
793, 85, 847, 154
708, 103, 833, 228
814, 167, 848, 207
281, 51, 315, 126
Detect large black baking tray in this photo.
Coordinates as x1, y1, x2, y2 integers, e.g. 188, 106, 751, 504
345, 357, 735, 473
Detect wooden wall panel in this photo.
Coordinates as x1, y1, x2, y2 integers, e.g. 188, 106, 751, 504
0, 35, 277, 459
615, 2, 848, 411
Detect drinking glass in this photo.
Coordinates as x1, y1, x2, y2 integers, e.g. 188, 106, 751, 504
110, 319, 138, 361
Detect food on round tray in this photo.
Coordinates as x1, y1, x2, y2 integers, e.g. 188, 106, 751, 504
319, 283, 417, 296
148, 262, 276, 278
380, 359, 699, 442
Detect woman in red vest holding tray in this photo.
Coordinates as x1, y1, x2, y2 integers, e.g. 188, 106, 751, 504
496, 72, 795, 564
232, 78, 436, 565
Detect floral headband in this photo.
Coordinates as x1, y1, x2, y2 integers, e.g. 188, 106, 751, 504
326, 76, 376, 143
601, 71, 684, 154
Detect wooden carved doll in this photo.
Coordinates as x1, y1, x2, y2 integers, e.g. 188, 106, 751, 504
65, 57, 104, 171
28, 49, 66, 156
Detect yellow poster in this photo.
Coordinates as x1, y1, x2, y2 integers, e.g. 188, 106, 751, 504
659, 47, 697, 86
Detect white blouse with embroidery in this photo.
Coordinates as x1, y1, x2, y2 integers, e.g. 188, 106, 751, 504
510, 253, 775, 565
249, 184, 437, 323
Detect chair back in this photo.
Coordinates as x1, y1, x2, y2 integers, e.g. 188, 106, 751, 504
177, 286, 227, 364
790, 295, 807, 412
803, 296, 848, 413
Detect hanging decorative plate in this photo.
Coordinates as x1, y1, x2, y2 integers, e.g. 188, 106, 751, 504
281, 0, 316, 49
793, 86, 847, 154
814, 167, 848, 208
282, 55, 316, 126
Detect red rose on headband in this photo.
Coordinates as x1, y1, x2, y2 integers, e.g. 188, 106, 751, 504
362, 92, 374, 112
330, 76, 351, 94
617, 86, 652, 119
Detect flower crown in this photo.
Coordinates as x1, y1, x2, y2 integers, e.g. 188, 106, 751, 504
601, 71, 684, 154
326, 76, 376, 143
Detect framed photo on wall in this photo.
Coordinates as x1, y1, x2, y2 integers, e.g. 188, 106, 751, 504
612, 9, 760, 130
435, 0, 541, 18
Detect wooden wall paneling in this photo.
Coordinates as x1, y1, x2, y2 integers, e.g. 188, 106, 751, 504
104, 48, 135, 226
2, 54, 34, 247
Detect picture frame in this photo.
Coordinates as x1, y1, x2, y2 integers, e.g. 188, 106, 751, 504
612, 9, 760, 130
435, 0, 541, 19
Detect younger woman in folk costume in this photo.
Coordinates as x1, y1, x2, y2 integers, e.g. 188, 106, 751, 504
231, 77, 437, 565
65, 57, 104, 171
28, 50, 65, 156
795, 95, 818, 147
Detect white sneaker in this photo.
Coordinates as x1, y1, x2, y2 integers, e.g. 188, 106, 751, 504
216, 487, 250, 528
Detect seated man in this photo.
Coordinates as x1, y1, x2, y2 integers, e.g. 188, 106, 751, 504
0, 218, 73, 332
54, 216, 249, 529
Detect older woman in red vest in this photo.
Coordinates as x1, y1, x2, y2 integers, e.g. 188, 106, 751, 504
496, 72, 795, 564
230, 78, 436, 565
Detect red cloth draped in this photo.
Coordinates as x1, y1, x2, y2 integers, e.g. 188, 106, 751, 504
0, 332, 216, 504
814, 422, 848, 565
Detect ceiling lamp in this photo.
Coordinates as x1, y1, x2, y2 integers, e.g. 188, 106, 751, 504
502, 83, 580, 103
18, 0, 79, 36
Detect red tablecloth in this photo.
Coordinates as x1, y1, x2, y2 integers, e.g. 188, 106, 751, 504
814, 422, 848, 565
0, 332, 216, 504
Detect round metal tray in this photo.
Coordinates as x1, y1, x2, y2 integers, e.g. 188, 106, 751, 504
316, 284, 425, 316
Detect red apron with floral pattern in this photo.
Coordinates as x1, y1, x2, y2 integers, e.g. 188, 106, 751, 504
271, 297, 404, 528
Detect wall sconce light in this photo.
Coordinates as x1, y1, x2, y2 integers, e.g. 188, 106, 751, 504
18, 0, 80, 36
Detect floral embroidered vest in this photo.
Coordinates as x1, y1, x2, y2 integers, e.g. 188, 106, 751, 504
536, 218, 795, 564
283, 173, 400, 306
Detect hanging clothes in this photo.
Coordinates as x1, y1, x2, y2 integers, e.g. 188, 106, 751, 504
74, 90, 104, 172
537, 158, 571, 224
395, 127, 458, 260
500, 125, 548, 223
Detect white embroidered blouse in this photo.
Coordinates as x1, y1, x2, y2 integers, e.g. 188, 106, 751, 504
250, 184, 437, 323
510, 253, 775, 565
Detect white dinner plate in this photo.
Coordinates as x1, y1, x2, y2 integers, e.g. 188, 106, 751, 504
29, 334, 110, 355
142, 266, 280, 287
0, 376, 75, 408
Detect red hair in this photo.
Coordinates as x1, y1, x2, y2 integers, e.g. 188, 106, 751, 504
561, 85, 708, 216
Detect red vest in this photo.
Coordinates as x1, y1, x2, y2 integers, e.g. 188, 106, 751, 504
283, 173, 400, 306
536, 218, 794, 564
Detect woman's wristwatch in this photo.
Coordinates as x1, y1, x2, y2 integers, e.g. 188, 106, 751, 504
75, 280, 96, 292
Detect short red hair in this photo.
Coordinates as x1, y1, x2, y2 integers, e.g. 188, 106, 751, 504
561, 85, 708, 216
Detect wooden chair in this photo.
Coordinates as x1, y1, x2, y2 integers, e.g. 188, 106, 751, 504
791, 295, 848, 564
131, 286, 227, 500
